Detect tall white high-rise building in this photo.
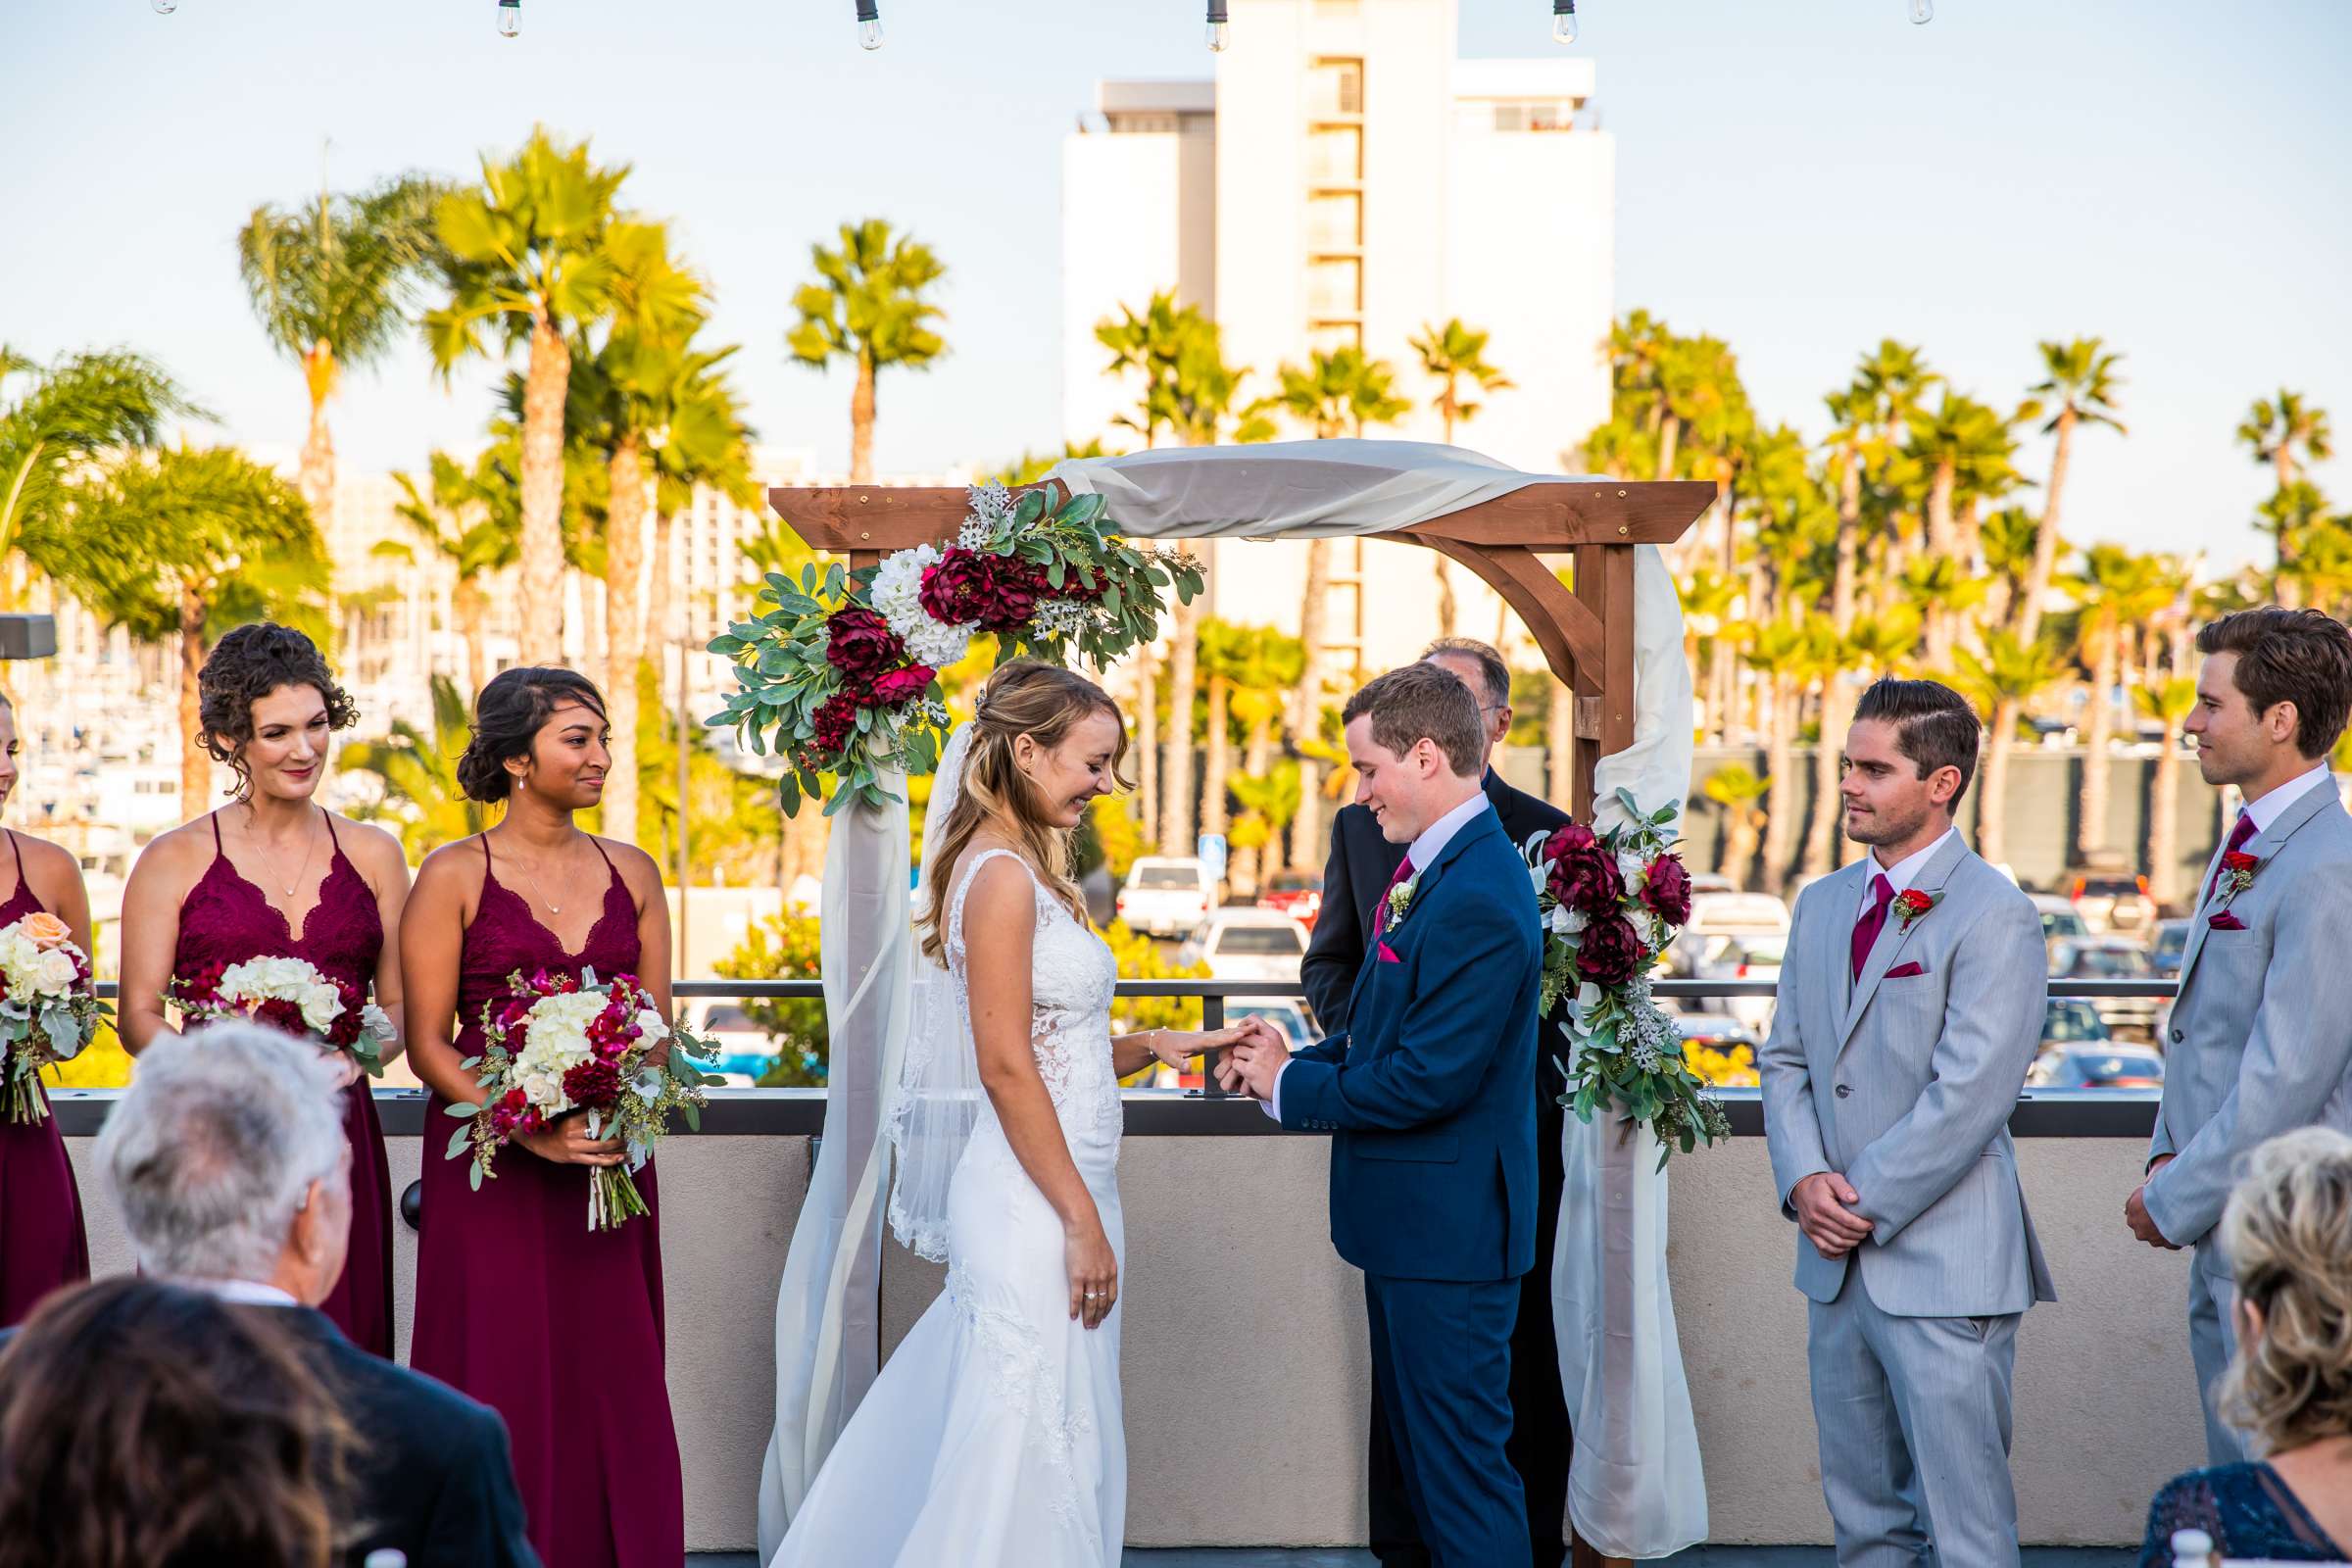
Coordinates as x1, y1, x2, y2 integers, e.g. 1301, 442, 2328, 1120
1061, 0, 1613, 675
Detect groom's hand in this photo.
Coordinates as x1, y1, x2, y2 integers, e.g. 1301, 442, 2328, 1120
1226, 1031, 1291, 1102
1791, 1172, 1874, 1258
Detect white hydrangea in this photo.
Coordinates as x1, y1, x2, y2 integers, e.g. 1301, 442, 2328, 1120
868, 543, 974, 668
515, 989, 605, 1079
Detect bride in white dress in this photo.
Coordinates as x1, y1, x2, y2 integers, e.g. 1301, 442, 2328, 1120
766, 661, 1274, 1568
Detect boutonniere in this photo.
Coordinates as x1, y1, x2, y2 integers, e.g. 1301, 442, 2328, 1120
1385, 874, 1420, 932
1892, 888, 1937, 932
2214, 850, 2261, 910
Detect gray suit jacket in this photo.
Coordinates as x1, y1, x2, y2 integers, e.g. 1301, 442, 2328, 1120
1760, 833, 2057, 1317
2143, 776, 2352, 1264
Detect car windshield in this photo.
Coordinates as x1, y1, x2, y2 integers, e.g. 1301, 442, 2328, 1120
2041, 1003, 2109, 1043
2064, 1051, 2164, 1084
2079, 877, 2142, 899
2153, 926, 2188, 960
2068, 947, 2151, 978
2040, 910, 2087, 939
1133, 866, 1200, 890
1213, 926, 1305, 956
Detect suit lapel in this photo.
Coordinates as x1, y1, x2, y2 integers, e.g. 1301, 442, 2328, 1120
2177, 780, 2341, 998
1838, 833, 1969, 1050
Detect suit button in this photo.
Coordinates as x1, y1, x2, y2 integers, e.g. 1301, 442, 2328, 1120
1835, 1084, 1852, 1099
2171, 1028, 2184, 1044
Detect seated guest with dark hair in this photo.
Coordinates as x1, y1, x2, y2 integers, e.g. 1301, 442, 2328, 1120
0, 1276, 358, 1568
2139, 1128, 2352, 1566
92, 1022, 540, 1568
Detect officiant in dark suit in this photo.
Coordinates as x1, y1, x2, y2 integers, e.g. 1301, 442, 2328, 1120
1302, 638, 1577, 1568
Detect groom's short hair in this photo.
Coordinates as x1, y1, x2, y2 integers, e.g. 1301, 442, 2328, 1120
1345, 663, 1485, 777
2196, 607, 2352, 759
1852, 677, 1980, 804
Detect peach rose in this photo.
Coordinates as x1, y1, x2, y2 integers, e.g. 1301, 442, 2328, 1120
18, 912, 70, 949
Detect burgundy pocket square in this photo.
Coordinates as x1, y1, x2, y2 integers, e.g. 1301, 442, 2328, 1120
1376, 941, 1402, 964
2208, 911, 2246, 931
1885, 961, 1928, 979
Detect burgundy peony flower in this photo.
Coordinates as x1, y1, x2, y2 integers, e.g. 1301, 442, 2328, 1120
920, 548, 1048, 632
1543, 823, 1625, 918
823, 607, 906, 679
1575, 913, 1644, 988
563, 1057, 624, 1109
810, 692, 860, 756
1640, 853, 1692, 927
252, 996, 309, 1037
865, 663, 938, 709
490, 1087, 537, 1138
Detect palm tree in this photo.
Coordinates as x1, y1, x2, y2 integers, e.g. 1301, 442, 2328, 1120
1902, 389, 2009, 659
1409, 318, 1511, 636
1699, 764, 1768, 889
343, 673, 484, 857
1158, 594, 1200, 855
1222, 630, 1306, 895
2256, 480, 2332, 607
566, 221, 710, 844
425, 128, 629, 661
1954, 629, 2069, 871
1096, 293, 1261, 450
2018, 339, 2125, 644
2136, 675, 2200, 909
1896, 555, 1988, 669
1741, 616, 1813, 894
1196, 619, 1252, 855
1253, 345, 1409, 869
2238, 391, 2333, 602
1229, 762, 1303, 901
237, 172, 447, 546
389, 449, 516, 695
34, 447, 326, 808
646, 347, 758, 693
0, 348, 200, 606
1981, 506, 2042, 633
2065, 544, 2164, 864
788, 219, 946, 484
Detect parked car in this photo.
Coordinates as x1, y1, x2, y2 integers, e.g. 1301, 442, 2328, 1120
2065, 865, 2156, 936
2028, 894, 2091, 961
2146, 917, 2192, 979
1255, 869, 1324, 931
2050, 937, 2162, 1038
1116, 857, 1216, 938
1692, 934, 1784, 1033
1666, 891, 1791, 976
1671, 1012, 1762, 1087
2039, 998, 2111, 1049
1147, 999, 1319, 1090
1174, 907, 1312, 983
2030, 1042, 2167, 1089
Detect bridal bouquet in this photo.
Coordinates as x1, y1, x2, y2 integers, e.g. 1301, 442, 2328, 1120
171, 955, 393, 1079
448, 966, 719, 1231
1524, 790, 1730, 1164
709, 481, 1201, 817
0, 912, 107, 1124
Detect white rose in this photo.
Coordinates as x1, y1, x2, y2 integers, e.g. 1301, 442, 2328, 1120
634, 1007, 667, 1044
299, 984, 344, 1033
516, 1067, 568, 1111
1616, 849, 1646, 890
360, 1004, 394, 1043
31, 949, 78, 995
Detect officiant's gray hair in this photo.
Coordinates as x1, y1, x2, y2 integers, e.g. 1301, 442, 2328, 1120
97, 1022, 348, 1282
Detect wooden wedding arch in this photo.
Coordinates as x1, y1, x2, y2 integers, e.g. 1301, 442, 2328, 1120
769, 466, 1712, 820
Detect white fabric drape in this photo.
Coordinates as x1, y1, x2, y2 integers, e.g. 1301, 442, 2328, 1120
761, 440, 1702, 1558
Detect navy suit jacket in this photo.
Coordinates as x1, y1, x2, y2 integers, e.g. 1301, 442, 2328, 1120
1279, 804, 1544, 1283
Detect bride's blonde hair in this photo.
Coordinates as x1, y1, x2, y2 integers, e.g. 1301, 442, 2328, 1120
916, 661, 1131, 964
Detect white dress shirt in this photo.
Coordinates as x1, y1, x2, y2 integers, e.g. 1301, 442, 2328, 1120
1264, 789, 1496, 1121
2238, 761, 2334, 837
1854, 824, 1960, 919
180, 1277, 302, 1308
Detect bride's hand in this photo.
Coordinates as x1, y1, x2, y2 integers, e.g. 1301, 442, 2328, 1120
1065, 1216, 1119, 1330
1153, 1014, 1285, 1069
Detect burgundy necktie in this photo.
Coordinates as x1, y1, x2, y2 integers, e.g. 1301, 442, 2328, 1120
2205, 811, 2256, 906
1850, 872, 1895, 981
1372, 855, 1416, 938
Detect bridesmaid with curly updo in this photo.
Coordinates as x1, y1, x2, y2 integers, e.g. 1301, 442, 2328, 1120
118, 623, 410, 1356
403, 666, 684, 1568
0, 692, 97, 1329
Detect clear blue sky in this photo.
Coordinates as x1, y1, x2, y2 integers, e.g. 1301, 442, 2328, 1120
4, 0, 2345, 570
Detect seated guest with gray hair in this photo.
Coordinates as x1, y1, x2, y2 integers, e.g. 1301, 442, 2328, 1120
94, 1022, 540, 1568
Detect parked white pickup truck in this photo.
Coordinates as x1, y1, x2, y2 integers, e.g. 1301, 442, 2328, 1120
1114, 857, 1216, 938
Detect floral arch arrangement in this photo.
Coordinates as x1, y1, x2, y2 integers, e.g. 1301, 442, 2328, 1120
709, 482, 1202, 815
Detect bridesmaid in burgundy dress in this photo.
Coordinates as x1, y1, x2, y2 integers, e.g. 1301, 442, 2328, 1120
118, 624, 410, 1358
0, 694, 97, 1329
403, 666, 684, 1568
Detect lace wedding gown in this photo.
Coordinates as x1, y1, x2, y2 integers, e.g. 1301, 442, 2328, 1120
766, 847, 1127, 1568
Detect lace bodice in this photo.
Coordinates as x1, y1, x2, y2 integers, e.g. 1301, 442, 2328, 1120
946, 848, 1120, 1141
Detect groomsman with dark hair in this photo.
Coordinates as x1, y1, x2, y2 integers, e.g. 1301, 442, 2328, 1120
1302, 638, 1579, 1568
2128, 607, 2352, 1462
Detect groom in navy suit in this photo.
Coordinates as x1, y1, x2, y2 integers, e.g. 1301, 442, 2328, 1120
1223, 661, 1544, 1568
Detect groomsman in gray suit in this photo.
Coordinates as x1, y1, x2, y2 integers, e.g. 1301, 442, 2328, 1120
2125, 607, 2352, 1463
1760, 677, 2055, 1568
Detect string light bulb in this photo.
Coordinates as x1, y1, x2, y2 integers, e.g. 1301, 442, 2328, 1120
1551, 0, 1578, 44
856, 0, 882, 49
497, 0, 520, 37
150, 0, 176, 12
1206, 0, 1230, 52
1909, 0, 1933, 21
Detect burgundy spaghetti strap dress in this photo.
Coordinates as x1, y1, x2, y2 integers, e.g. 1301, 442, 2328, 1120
0, 830, 89, 1328
171, 810, 395, 1357
408, 834, 684, 1568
